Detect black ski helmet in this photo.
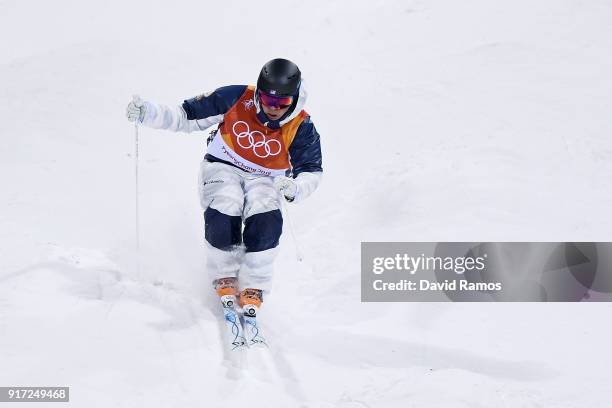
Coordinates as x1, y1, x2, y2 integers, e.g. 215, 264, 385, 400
257, 58, 301, 97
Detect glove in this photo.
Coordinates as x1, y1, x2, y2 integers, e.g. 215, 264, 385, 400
126, 95, 146, 123
274, 176, 298, 202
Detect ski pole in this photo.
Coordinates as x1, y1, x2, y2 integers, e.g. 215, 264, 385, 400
282, 200, 304, 262
134, 120, 141, 274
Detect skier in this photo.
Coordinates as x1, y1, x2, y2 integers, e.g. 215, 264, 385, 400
126, 58, 323, 326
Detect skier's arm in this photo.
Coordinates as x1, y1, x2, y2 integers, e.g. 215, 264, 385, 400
140, 101, 215, 132
134, 85, 247, 133
284, 117, 323, 202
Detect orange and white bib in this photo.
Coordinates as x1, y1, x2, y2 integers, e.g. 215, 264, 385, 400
206, 86, 307, 176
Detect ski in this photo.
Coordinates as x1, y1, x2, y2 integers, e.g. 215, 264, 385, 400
219, 294, 247, 351
214, 279, 267, 350
242, 304, 268, 348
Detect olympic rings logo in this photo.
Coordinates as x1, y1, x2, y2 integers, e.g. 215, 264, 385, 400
232, 121, 282, 158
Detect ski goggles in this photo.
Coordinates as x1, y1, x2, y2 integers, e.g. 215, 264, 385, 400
258, 90, 294, 109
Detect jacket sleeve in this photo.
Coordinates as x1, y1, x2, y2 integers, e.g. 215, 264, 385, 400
288, 116, 323, 202
140, 85, 247, 133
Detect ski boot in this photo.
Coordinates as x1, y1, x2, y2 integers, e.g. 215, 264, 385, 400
214, 277, 247, 350
240, 288, 267, 347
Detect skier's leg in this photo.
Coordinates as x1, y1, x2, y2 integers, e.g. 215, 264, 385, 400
198, 161, 245, 288
239, 175, 283, 308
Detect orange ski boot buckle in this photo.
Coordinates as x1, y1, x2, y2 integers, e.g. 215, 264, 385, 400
240, 288, 263, 308
214, 277, 238, 297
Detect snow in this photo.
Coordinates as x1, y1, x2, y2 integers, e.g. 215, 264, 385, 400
1, 0, 612, 406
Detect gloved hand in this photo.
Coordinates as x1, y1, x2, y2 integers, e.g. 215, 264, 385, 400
126, 95, 146, 123
274, 176, 298, 202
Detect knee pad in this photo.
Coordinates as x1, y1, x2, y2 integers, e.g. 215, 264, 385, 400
243, 209, 283, 253
204, 207, 242, 250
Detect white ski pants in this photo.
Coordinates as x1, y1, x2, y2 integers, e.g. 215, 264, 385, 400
199, 160, 283, 293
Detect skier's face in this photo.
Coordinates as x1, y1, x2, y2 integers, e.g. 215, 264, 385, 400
258, 90, 293, 121
261, 103, 290, 121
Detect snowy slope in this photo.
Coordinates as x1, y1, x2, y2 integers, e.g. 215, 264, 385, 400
1, 0, 612, 407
